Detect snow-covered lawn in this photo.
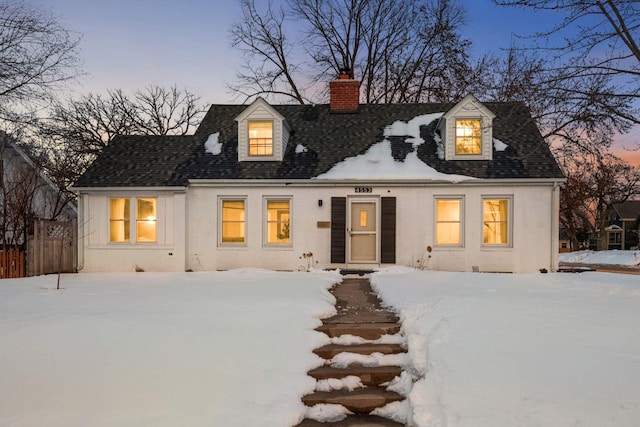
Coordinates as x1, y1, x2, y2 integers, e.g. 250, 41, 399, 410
372, 268, 640, 427
0, 271, 340, 427
2, 268, 639, 427
559, 249, 640, 266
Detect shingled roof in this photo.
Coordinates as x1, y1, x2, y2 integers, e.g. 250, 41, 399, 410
74, 101, 564, 188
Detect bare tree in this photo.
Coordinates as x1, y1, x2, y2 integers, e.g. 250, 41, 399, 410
0, 133, 72, 247
38, 85, 207, 183
0, 0, 81, 124
558, 146, 640, 250
558, 150, 598, 250
493, 1, 640, 127
230, 0, 307, 103
480, 43, 638, 157
230, 0, 474, 104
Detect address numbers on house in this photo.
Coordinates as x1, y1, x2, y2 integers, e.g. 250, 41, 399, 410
354, 186, 373, 193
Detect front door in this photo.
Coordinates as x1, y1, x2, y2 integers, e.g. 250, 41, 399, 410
348, 199, 378, 263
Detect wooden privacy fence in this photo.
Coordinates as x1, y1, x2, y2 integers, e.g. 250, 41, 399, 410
0, 247, 25, 279
27, 219, 77, 276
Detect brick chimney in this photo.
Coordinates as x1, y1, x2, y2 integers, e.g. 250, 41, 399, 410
329, 68, 360, 113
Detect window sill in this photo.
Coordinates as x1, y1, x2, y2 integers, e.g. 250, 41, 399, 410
433, 245, 465, 250
481, 245, 513, 250
90, 244, 171, 250
262, 245, 293, 250
450, 153, 489, 161
218, 244, 248, 249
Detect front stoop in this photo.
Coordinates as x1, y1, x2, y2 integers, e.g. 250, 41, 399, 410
313, 343, 405, 359
296, 415, 405, 426
303, 389, 404, 413
315, 323, 401, 340
308, 366, 402, 387
295, 278, 408, 426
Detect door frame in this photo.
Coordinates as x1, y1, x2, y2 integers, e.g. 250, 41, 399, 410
347, 196, 380, 264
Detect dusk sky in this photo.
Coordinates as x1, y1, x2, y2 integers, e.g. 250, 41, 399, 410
35, 0, 639, 163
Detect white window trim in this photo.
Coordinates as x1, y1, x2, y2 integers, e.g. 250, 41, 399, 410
218, 196, 248, 247
108, 197, 158, 245
434, 196, 465, 248
235, 97, 288, 162
441, 94, 495, 161
263, 196, 293, 248
454, 118, 483, 156
481, 195, 513, 248
248, 120, 275, 158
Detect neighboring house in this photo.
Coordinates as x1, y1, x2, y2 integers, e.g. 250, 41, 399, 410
72, 75, 564, 273
559, 227, 571, 253
1, 133, 77, 246
605, 201, 640, 250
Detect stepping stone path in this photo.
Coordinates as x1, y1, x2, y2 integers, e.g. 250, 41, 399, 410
295, 277, 407, 426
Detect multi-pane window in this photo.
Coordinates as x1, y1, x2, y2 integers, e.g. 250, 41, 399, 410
455, 119, 482, 155
248, 121, 273, 156
110, 198, 130, 242
435, 198, 462, 245
221, 199, 246, 244
483, 198, 510, 245
266, 199, 290, 245
608, 231, 622, 245
109, 198, 157, 243
136, 198, 157, 242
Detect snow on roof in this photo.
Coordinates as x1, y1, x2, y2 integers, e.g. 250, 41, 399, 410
493, 138, 508, 152
383, 112, 443, 146
204, 133, 222, 155
316, 113, 474, 182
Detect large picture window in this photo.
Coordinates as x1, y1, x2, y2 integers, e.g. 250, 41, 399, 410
109, 197, 157, 243
265, 199, 291, 245
248, 121, 273, 156
435, 198, 462, 246
221, 199, 246, 244
483, 198, 510, 245
455, 119, 482, 155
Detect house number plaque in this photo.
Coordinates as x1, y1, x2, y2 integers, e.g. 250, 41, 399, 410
354, 186, 372, 193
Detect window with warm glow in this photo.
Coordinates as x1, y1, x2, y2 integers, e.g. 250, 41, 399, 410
248, 121, 273, 156
266, 199, 290, 245
483, 198, 510, 245
136, 198, 157, 242
110, 198, 157, 243
109, 198, 130, 242
221, 199, 245, 243
455, 119, 482, 155
436, 199, 461, 245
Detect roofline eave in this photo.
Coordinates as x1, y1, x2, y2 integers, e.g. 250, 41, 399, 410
187, 177, 566, 187
71, 186, 188, 193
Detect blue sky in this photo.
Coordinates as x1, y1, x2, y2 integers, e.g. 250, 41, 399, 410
37, 0, 554, 103
34, 0, 639, 161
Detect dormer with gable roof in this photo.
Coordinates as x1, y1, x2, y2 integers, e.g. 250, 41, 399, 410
438, 94, 496, 161
234, 97, 290, 162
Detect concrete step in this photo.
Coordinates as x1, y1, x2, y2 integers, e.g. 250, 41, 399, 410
295, 414, 405, 426
323, 310, 399, 324
308, 365, 402, 387
302, 389, 404, 413
316, 323, 401, 340
313, 343, 405, 359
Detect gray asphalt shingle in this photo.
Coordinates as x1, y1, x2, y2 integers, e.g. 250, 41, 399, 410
74, 101, 563, 188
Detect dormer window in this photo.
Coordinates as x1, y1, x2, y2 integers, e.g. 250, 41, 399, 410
248, 121, 273, 156
235, 98, 290, 162
440, 94, 496, 161
455, 119, 482, 155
